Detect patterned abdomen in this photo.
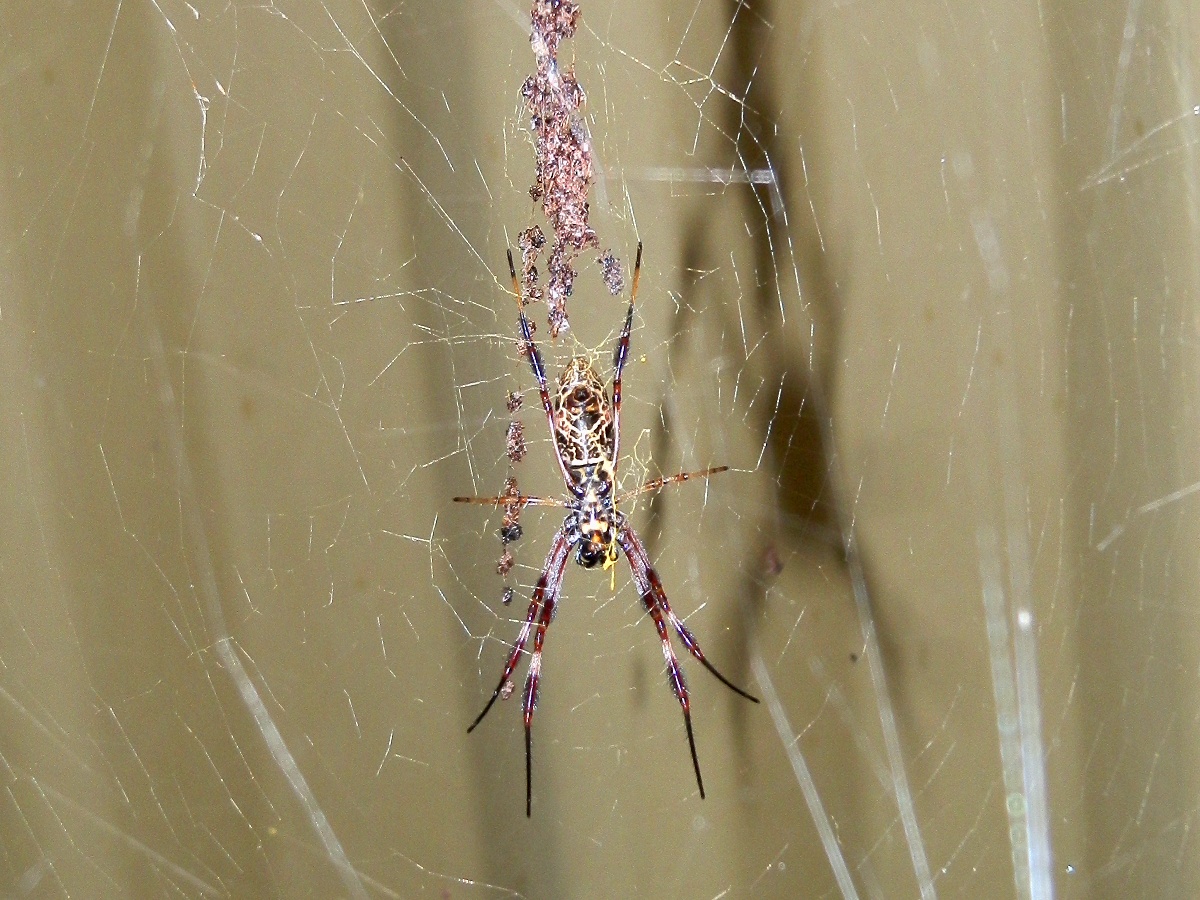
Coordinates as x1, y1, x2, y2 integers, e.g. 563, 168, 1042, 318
553, 357, 616, 497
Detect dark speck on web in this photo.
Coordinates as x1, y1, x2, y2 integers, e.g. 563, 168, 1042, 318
598, 250, 623, 295
506, 420, 527, 463
496, 549, 515, 577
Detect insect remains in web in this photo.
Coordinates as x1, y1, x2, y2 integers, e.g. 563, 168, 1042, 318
454, 243, 759, 816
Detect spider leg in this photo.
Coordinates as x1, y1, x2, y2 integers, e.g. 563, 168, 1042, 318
610, 242, 641, 471
467, 530, 570, 732
467, 599, 537, 734
618, 524, 759, 798
467, 527, 571, 816
507, 250, 574, 486
622, 525, 759, 703
452, 494, 567, 508
620, 524, 706, 797
616, 465, 728, 505
520, 544, 567, 816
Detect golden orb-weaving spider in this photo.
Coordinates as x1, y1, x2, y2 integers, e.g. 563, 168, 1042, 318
455, 243, 759, 816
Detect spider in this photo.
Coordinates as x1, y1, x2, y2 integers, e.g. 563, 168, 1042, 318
455, 243, 759, 816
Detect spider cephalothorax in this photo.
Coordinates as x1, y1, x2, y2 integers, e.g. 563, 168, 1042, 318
455, 243, 758, 816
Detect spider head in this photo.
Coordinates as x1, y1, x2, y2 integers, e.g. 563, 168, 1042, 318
575, 527, 619, 570
576, 538, 606, 569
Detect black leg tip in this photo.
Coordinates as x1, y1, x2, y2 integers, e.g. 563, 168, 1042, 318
525, 725, 533, 818
682, 710, 705, 800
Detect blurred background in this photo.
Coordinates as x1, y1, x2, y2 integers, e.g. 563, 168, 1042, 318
1, 0, 1197, 897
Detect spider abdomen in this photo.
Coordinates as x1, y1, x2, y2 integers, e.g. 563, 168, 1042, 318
553, 357, 616, 496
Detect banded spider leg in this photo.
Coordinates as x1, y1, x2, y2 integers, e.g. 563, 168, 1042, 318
618, 522, 759, 798
467, 528, 572, 817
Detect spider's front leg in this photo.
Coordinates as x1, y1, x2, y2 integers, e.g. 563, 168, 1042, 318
468, 526, 572, 817
618, 523, 759, 799
609, 241, 641, 471
507, 250, 573, 486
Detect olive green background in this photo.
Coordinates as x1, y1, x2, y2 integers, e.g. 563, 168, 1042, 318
1, 0, 1196, 897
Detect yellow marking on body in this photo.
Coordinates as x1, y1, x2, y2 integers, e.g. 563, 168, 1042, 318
603, 538, 619, 591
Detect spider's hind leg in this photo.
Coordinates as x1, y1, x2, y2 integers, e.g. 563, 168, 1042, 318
620, 525, 759, 703
466, 527, 572, 817
617, 523, 759, 800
